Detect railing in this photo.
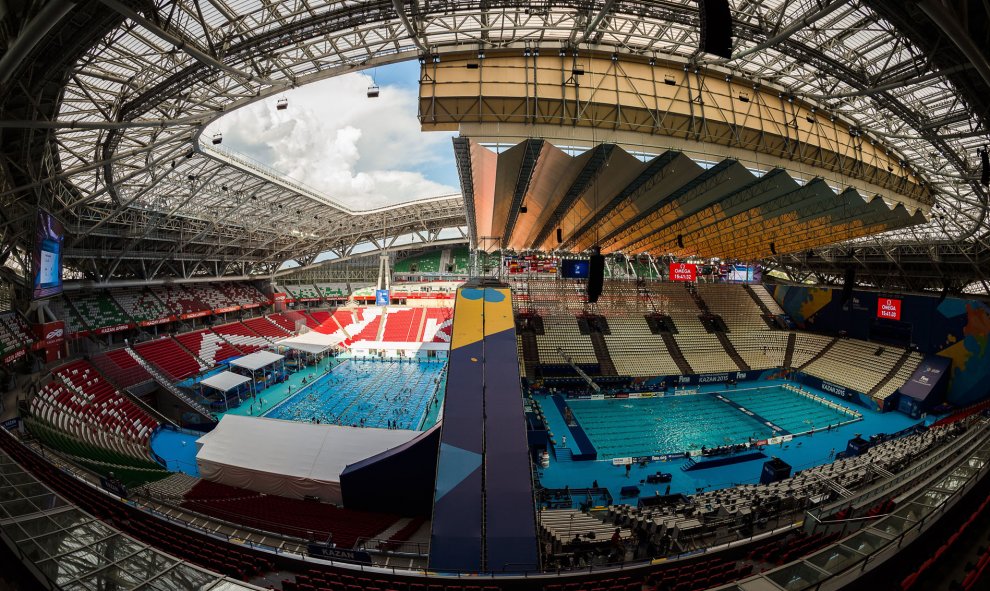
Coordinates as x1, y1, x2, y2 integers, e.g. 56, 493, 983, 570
125, 348, 214, 420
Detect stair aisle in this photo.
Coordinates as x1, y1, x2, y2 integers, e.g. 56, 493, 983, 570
589, 332, 618, 376
783, 332, 797, 368
125, 348, 214, 420
715, 332, 751, 372
660, 332, 694, 375
798, 336, 840, 371
869, 349, 916, 396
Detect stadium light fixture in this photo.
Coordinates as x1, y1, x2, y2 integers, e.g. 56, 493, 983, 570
276, 98, 288, 110
367, 85, 380, 98
211, 133, 222, 145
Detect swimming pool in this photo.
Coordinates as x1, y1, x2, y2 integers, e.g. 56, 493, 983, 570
263, 359, 446, 430
565, 385, 857, 459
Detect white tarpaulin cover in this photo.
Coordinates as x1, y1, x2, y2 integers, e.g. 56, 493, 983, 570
195, 414, 418, 503
228, 350, 284, 372
199, 371, 251, 393
274, 339, 332, 355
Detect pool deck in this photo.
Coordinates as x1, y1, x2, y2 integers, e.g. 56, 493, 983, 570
536, 380, 921, 504
214, 356, 341, 419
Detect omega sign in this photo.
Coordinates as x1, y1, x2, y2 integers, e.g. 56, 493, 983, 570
46, 328, 64, 340
669, 263, 698, 282
877, 298, 902, 320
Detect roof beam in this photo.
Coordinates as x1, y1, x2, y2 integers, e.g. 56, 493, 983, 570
392, 0, 428, 52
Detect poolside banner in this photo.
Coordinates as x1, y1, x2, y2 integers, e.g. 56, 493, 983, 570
898, 355, 951, 416
669, 262, 697, 282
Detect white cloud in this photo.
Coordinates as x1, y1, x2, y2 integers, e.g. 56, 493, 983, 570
206, 71, 459, 209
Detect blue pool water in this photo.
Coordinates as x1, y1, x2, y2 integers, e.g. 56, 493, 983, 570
263, 359, 446, 430
566, 385, 856, 459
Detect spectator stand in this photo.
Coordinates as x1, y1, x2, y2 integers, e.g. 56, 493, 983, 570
199, 372, 253, 412
227, 351, 287, 397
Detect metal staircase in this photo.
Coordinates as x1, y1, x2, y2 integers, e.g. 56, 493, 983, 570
125, 348, 214, 420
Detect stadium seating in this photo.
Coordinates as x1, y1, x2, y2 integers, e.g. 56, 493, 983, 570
381, 308, 425, 342
451, 246, 471, 273
150, 284, 210, 316
219, 282, 268, 307
0, 310, 34, 354
348, 307, 384, 342
874, 352, 924, 399
111, 288, 170, 323
66, 291, 130, 329
282, 310, 319, 329
536, 315, 598, 365
175, 329, 243, 366
394, 250, 442, 274
285, 284, 321, 300
183, 283, 236, 310
602, 316, 683, 376
317, 283, 349, 298
134, 337, 207, 380
790, 332, 834, 367
90, 349, 153, 388
750, 284, 785, 314
52, 360, 159, 445
727, 330, 789, 370
803, 338, 906, 393
242, 316, 291, 339
695, 283, 768, 332
48, 298, 87, 334
29, 377, 156, 463
267, 312, 299, 333
606, 423, 964, 553
211, 322, 272, 353
181, 479, 400, 548
423, 307, 453, 342
652, 284, 739, 373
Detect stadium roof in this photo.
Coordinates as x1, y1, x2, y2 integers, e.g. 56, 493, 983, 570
1, 0, 988, 288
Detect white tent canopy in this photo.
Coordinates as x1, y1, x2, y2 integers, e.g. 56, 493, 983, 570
199, 371, 251, 393
195, 414, 418, 503
275, 339, 332, 355
228, 350, 284, 372
276, 331, 341, 349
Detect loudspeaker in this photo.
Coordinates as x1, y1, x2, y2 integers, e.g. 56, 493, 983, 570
556, 227, 563, 244
587, 254, 605, 303
769, 241, 777, 255
840, 266, 855, 305
698, 0, 733, 59
677, 234, 684, 249
980, 147, 989, 187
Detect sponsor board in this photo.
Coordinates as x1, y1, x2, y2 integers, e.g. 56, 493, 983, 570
138, 317, 173, 327
94, 323, 132, 335
698, 373, 731, 384
179, 311, 211, 320
819, 381, 849, 399
669, 263, 698, 282
612, 457, 633, 466
2, 417, 20, 430
306, 544, 373, 564
213, 306, 241, 314
877, 298, 902, 320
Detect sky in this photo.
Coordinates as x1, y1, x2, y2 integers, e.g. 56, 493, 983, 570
206, 60, 460, 210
